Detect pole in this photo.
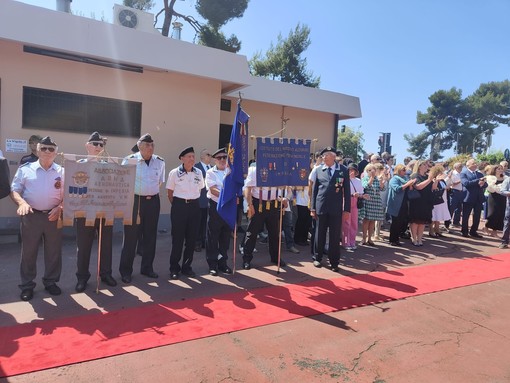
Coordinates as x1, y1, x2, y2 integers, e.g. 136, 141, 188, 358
232, 222, 237, 275
96, 218, 102, 294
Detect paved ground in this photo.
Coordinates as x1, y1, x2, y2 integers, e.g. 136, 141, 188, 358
0, 222, 509, 383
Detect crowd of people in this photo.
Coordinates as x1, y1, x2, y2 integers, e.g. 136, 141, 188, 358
2, 133, 510, 302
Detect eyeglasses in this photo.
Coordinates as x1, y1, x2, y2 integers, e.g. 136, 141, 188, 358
89, 142, 104, 147
39, 146, 55, 152
215, 156, 227, 160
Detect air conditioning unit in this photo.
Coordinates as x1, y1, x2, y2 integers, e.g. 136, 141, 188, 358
113, 4, 159, 34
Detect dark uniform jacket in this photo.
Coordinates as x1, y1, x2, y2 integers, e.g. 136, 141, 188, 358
0, 157, 10, 200
195, 162, 209, 209
312, 162, 351, 215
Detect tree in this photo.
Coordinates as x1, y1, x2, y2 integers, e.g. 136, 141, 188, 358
249, 24, 320, 88
123, 0, 155, 11
337, 125, 364, 162
146, 0, 248, 53
406, 80, 510, 158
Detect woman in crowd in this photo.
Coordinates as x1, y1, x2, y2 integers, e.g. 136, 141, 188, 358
429, 164, 450, 237
373, 162, 390, 241
386, 164, 416, 246
360, 163, 385, 246
484, 164, 507, 237
343, 163, 367, 250
408, 160, 435, 246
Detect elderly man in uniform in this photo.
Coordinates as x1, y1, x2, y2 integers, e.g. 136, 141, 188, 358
205, 148, 233, 276
119, 133, 165, 283
75, 132, 117, 292
167, 147, 204, 279
195, 149, 212, 252
242, 166, 289, 270
11, 136, 64, 301
20, 134, 42, 165
310, 146, 350, 272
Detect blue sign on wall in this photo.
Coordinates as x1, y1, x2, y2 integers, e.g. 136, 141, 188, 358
256, 137, 311, 187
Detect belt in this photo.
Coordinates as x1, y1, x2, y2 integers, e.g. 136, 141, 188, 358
174, 196, 199, 204
135, 194, 159, 200
32, 208, 51, 213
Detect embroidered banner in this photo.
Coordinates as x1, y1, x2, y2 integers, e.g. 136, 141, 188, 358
256, 138, 311, 187
62, 157, 136, 226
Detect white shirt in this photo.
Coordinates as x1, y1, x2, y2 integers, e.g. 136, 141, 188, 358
244, 166, 285, 201
124, 152, 165, 196
11, 160, 64, 210
205, 166, 226, 203
451, 170, 462, 191
295, 186, 309, 206
166, 165, 205, 199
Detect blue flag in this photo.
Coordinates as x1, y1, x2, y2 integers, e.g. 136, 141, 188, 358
218, 103, 249, 229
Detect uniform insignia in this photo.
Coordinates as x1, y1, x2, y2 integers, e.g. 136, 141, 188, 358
54, 177, 62, 189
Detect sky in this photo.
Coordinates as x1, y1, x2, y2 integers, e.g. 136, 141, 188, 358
18, 0, 510, 161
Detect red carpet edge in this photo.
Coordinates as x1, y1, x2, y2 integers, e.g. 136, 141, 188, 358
0, 253, 509, 377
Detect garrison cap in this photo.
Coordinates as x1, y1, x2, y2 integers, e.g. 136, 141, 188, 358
87, 131, 105, 143
29, 134, 43, 144
40, 136, 57, 146
138, 133, 153, 143
320, 146, 337, 156
212, 148, 227, 158
131, 143, 139, 153
179, 146, 194, 159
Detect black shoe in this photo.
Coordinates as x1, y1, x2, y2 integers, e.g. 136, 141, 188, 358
218, 266, 233, 274
20, 288, 33, 301
470, 232, 483, 239
209, 269, 218, 276
121, 275, 132, 284
243, 262, 251, 270
75, 281, 87, 292
390, 241, 402, 246
271, 259, 286, 267
331, 265, 339, 272
461, 232, 469, 238
101, 275, 117, 286
182, 269, 196, 278
170, 272, 179, 280
141, 271, 159, 279
45, 284, 61, 296
313, 260, 322, 268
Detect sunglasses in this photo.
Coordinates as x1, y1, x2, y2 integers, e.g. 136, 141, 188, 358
89, 142, 104, 147
39, 146, 56, 152
215, 156, 227, 160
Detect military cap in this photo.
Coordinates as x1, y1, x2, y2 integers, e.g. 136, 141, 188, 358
212, 148, 227, 158
179, 146, 194, 159
336, 149, 344, 157
29, 134, 43, 144
320, 146, 337, 156
138, 133, 153, 143
87, 131, 105, 143
40, 136, 57, 146
131, 143, 139, 153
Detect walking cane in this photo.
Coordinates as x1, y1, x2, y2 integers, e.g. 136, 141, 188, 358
96, 218, 102, 294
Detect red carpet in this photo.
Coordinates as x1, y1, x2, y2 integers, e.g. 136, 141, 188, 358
1, 253, 509, 377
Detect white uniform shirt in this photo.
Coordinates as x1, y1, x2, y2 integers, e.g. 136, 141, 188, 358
205, 166, 226, 203
11, 161, 64, 210
124, 152, 165, 196
166, 165, 205, 199
451, 170, 463, 191
244, 166, 285, 201
295, 186, 310, 207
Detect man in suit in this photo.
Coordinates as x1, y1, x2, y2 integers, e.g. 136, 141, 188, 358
460, 158, 487, 238
194, 149, 212, 252
0, 154, 10, 200
310, 146, 351, 272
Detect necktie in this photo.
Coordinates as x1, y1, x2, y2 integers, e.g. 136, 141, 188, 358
328, 167, 332, 178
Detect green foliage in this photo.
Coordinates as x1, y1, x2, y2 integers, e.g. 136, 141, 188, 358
249, 24, 320, 88
196, 0, 249, 29
123, 0, 155, 11
198, 25, 241, 53
336, 126, 364, 162
476, 150, 506, 164
407, 80, 510, 158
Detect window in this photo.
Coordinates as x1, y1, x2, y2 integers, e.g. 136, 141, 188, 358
22, 87, 142, 138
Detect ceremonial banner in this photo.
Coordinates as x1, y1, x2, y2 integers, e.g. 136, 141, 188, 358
63, 157, 136, 226
256, 138, 311, 187
218, 103, 250, 229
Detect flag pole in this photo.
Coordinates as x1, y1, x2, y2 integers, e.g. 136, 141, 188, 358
96, 218, 102, 294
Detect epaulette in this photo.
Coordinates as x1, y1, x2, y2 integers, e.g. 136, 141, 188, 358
156, 155, 164, 161
19, 162, 30, 168
127, 154, 137, 159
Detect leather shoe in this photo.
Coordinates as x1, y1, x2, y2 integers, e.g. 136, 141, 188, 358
121, 275, 132, 283
461, 233, 469, 238
470, 232, 483, 239
209, 269, 218, 276
390, 241, 402, 246
45, 284, 61, 296
182, 269, 196, 278
101, 275, 117, 286
243, 262, 251, 270
20, 288, 33, 301
75, 281, 87, 292
218, 266, 233, 274
141, 271, 158, 279
331, 265, 340, 272
313, 260, 322, 268
170, 272, 179, 280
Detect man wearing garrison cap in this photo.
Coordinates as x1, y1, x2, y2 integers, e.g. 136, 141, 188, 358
166, 146, 205, 280
74, 132, 117, 293
20, 134, 43, 165
119, 133, 165, 283
11, 136, 64, 301
310, 146, 350, 272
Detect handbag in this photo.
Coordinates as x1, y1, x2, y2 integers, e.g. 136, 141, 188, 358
407, 188, 420, 200
351, 180, 364, 209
